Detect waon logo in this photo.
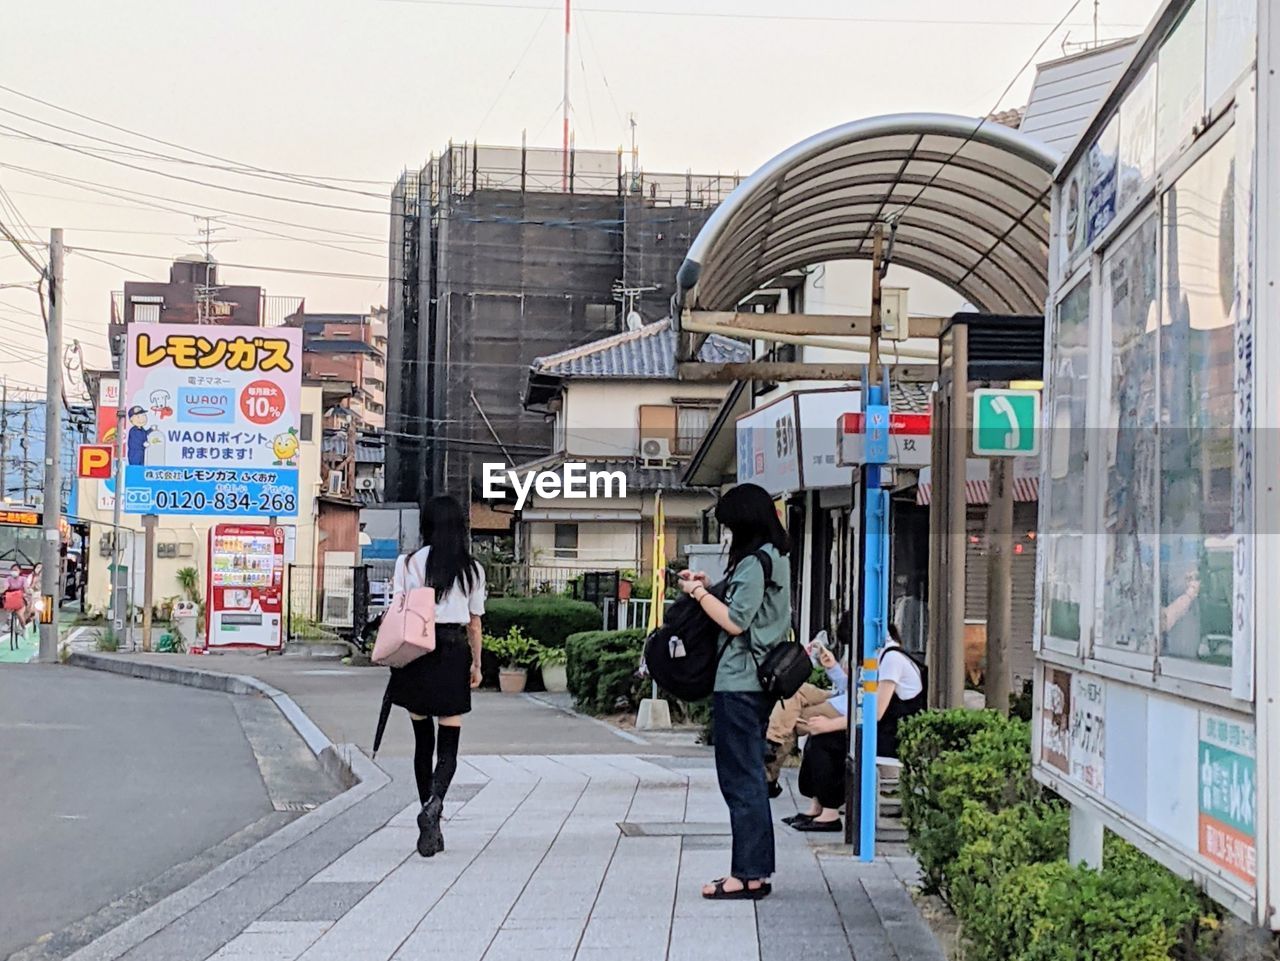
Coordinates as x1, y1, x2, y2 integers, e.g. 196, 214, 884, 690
77, 444, 114, 480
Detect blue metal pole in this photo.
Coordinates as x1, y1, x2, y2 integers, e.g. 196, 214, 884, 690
859, 383, 891, 861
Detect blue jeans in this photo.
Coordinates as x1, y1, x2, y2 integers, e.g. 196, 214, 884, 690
713, 691, 776, 880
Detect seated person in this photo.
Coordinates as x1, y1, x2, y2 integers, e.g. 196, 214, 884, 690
764, 613, 852, 796
788, 625, 926, 832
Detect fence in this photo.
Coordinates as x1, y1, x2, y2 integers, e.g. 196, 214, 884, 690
286, 565, 369, 646
483, 562, 629, 600
602, 597, 675, 631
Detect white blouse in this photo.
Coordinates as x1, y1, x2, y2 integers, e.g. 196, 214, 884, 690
393, 547, 487, 625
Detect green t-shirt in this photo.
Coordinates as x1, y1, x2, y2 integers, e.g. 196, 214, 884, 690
714, 545, 792, 693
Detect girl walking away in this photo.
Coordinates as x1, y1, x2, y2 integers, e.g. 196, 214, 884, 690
386, 496, 485, 858
678, 482, 791, 901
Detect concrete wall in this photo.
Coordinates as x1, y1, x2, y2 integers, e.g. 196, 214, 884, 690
559, 380, 729, 458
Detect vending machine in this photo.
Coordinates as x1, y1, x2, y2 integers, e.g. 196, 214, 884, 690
206, 524, 285, 650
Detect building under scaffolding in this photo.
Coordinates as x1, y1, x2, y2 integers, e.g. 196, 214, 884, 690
386, 143, 740, 514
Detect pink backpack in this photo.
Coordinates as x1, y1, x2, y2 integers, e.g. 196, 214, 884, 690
372, 552, 436, 668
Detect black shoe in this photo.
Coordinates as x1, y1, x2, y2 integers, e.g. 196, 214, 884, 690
792, 817, 842, 833
767, 780, 784, 799
782, 812, 815, 826
417, 796, 444, 857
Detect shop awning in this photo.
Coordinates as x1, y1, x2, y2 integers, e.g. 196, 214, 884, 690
675, 113, 1060, 317
916, 476, 1039, 506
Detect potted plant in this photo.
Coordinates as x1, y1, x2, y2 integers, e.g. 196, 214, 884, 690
539, 645, 569, 693
618, 568, 635, 601
486, 626, 540, 693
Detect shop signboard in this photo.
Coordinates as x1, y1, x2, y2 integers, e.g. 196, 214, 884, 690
97, 377, 119, 511
121, 324, 302, 517
838, 410, 932, 467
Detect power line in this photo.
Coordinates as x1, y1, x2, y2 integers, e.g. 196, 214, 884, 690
474, 8, 554, 141
890, 0, 1085, 231
0, 120, 391, 216
370, 0, 1143, 28
0, 81, 393, 189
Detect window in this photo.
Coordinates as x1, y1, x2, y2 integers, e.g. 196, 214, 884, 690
1159, 130, 1237, 669
300, 414, 314, 442
1156, 0, 1207, 167
553, 524, 578, 559
133, 303, 161, 323
674, 405, 713, 455
1040, 277, 1091, 647
1098, 216, 1160, 657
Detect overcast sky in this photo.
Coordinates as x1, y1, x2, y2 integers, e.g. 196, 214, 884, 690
0, 0, 1162, 399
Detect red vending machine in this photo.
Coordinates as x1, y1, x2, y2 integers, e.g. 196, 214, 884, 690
206, 524, 285, 650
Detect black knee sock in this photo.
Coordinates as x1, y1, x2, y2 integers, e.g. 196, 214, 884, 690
411, 717, 436, 805
432, 725, 461, 801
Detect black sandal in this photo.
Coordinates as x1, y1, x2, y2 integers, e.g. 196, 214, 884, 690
702, 878, 772, 901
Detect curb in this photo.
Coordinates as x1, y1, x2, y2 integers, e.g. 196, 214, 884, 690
62, 750, 389, 961
67, 652, 355, 789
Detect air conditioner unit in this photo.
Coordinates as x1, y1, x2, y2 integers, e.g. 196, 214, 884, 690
322, 591, 353, 626
356, 477, 377, 491
327, 470, 344, 496
639, 436, 672, 467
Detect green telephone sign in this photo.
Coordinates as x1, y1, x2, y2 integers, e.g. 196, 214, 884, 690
972, 388, 1040, 456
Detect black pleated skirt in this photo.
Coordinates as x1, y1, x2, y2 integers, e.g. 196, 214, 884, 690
385, 624, 472, 718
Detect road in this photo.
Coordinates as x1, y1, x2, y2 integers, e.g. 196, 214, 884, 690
0, 665, 284, 960
110, 651, 706, 758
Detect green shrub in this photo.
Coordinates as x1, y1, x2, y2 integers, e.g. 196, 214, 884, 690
898, 709, 1022, 893
484, 596, 601, 648
963, 845, 1213, 961
949, 799, 1070, 922
566, 629, 646, 713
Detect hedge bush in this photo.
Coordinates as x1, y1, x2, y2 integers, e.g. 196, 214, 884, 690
484, 596, 602, 649
964, 843, 1212, 961
899, 709, 1036, 895
897, 708, 1221, 961
565, 629, 646, 714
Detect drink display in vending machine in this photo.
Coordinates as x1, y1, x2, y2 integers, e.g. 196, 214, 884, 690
207, 524, 285, 649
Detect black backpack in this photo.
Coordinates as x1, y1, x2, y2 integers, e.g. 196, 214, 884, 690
643, 550, 806, 703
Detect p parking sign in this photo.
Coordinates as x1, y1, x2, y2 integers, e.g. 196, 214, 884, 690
972, 388, 1040, 456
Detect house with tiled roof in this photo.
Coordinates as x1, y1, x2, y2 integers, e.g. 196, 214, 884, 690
508, 319, 748, 592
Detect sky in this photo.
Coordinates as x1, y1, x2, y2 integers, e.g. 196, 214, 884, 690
0, 0, 1164, 401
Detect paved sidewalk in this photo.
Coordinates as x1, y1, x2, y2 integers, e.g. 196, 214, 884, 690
66, 750, 944, 961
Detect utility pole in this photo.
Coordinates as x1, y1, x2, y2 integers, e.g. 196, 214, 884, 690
985, 457, 1013, 715
110, 379, 127, 648
868, 223, 884, 381
0, 378, 7, 502
562, 0, 571, 191
20, 403, 30, 505
39, 229, 63, 662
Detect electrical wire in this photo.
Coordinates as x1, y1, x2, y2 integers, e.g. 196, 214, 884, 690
0, 81, 393, 189
370, 0, 1142, 28
0, 120, 390, 216
474, 8, 554, 141
889, 0, 1085, 230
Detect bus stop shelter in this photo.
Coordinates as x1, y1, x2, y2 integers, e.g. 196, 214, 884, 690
669, 112, 1060, 708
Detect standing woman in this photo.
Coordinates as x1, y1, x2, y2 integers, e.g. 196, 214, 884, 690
387, 495, 485, 858
679, 482, 791, 900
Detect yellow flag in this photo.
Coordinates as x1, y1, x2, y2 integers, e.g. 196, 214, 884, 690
647, 490, 666, 633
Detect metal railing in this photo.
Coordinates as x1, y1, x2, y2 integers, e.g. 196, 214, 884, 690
602, 597, 675, 631
286, 564, 369, 646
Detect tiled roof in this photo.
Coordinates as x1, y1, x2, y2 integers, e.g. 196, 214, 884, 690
986, 106, 1026, 129
889, 381, 932, 413
530, 318, 750, 379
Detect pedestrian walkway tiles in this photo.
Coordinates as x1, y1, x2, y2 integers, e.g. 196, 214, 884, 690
80, 754, 945, 961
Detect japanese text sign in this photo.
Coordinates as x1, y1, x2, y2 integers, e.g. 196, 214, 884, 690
122, 324, 302, 517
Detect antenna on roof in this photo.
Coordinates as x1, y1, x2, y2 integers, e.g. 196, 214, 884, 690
626, 310, 643, 331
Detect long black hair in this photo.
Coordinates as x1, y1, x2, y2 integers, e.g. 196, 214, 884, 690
715, 483, 789, 574
420, 495, 480, 596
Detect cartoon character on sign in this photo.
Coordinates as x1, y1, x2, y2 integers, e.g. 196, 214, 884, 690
148, 389, 174, 420
126, 406, 163, 466
271, 429, 299, 467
